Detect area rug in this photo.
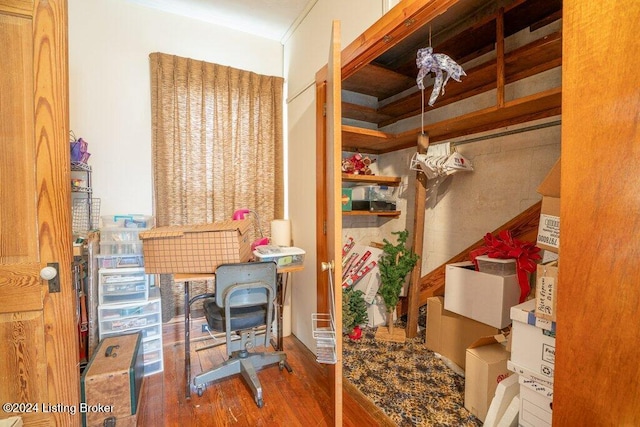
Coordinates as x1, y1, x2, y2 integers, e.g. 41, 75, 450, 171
342, 310, 482, 426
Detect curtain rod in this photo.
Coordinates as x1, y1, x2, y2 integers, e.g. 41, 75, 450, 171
451, 119, 561, 147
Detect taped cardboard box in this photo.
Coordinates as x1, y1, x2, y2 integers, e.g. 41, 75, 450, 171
536, 159, 560, 253
139, 219, 251, 274
464, 335, 512, 422
426, 296, 498, 370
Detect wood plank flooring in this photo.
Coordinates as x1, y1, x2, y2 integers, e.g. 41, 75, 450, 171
137, 315, 395, 426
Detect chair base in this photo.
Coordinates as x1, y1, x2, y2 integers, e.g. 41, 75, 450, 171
193, 349, 287, 408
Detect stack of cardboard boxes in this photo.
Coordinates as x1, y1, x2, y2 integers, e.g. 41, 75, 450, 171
505, 158, 560, 427
425, 159, 560, 426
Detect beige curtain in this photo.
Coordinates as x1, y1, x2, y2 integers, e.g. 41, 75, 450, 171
149, 52, 284, 318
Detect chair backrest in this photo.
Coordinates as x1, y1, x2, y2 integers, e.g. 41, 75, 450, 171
214, 261, 277, 308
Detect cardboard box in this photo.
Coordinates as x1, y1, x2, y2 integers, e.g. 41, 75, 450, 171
509, 300, 556, 386
536, 159, 560, 253
444, 262, 521, 329
139, 219, 251, 273
519, 380, 553, 427
426, 296, 498, 369
81, 333, 144, 427
464, 335, 512, 422
535, 262, 558, 321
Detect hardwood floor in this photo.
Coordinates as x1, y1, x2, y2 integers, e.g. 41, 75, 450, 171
137, 315, 394, 426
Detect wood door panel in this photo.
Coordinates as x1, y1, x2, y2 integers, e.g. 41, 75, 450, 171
0, 265, 43, 313
0, 1, 34, 16
0, 0, 78, 424
0, 12, 38, 263
0, 311, 48, 402
555, 0, 640, 424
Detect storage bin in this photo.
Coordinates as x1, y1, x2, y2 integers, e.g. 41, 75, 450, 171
100, 227, 147, 243
101, 214, 154, 229
98, 268, 148, 304
97, 254, 145, 269
475, 255, 517, 276
99, 241, 144, 255
369, 185, 396, 201
351, 185, 396, 201
98, 289, 164, 377
253, 245, 305, 268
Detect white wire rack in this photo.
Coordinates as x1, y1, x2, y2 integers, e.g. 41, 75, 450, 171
72, 197, 101, 233
312, 262, 337, 364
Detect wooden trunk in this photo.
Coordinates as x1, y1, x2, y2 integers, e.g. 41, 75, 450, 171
80, 332, 144, 427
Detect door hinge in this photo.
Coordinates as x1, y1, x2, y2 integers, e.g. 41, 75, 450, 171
323, 103, 327, 117
323, 220, 327, 235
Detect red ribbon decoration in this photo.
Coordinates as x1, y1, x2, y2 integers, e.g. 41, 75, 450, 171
469, 230, 541, 303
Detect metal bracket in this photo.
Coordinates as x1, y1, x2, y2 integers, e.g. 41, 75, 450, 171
47, 262, 60, 293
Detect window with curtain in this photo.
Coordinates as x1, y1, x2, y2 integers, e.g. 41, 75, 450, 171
149, 52, 284, 319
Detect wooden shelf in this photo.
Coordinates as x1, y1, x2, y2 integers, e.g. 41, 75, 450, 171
342, 173, 401, 186
343, 210, 401, 218
342, 31, 562, 128
342, 87, 561, 154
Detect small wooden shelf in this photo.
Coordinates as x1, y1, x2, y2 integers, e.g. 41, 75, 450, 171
342, 173, 401, 186
343, 210, 401, 218
342, 87, 561, 154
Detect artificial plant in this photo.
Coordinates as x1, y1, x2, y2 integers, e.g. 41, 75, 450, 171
342, 287, 368, 337
377, 230, 419, 334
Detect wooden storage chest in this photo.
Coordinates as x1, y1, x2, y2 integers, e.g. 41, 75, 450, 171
80, 332, 144, 427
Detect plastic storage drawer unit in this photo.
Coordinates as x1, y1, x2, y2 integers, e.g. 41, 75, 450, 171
98, 267, 148, 304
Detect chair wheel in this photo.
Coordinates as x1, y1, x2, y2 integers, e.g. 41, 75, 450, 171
256, 398, 264, 408
196, 386, 205, 397
279, 361, 285, 371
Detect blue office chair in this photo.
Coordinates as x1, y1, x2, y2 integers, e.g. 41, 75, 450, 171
193, 261, 287, 408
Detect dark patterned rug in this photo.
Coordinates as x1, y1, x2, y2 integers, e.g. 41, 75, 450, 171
342, 308, 482, 427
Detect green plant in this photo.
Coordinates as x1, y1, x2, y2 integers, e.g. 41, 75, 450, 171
342, 287, 368, 331
377, 230, 419, 315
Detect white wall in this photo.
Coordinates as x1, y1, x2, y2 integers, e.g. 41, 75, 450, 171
68, 0, 283, 217
285, 0, 388, 351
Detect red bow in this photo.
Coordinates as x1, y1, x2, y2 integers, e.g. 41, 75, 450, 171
469, 230, 541, 303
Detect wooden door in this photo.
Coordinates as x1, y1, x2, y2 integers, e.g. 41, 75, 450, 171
555, 0, 640, 424
316, 20, 343, 426
0, 0, 79, 425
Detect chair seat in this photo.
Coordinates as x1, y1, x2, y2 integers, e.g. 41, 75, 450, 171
203, 298, 267, 331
